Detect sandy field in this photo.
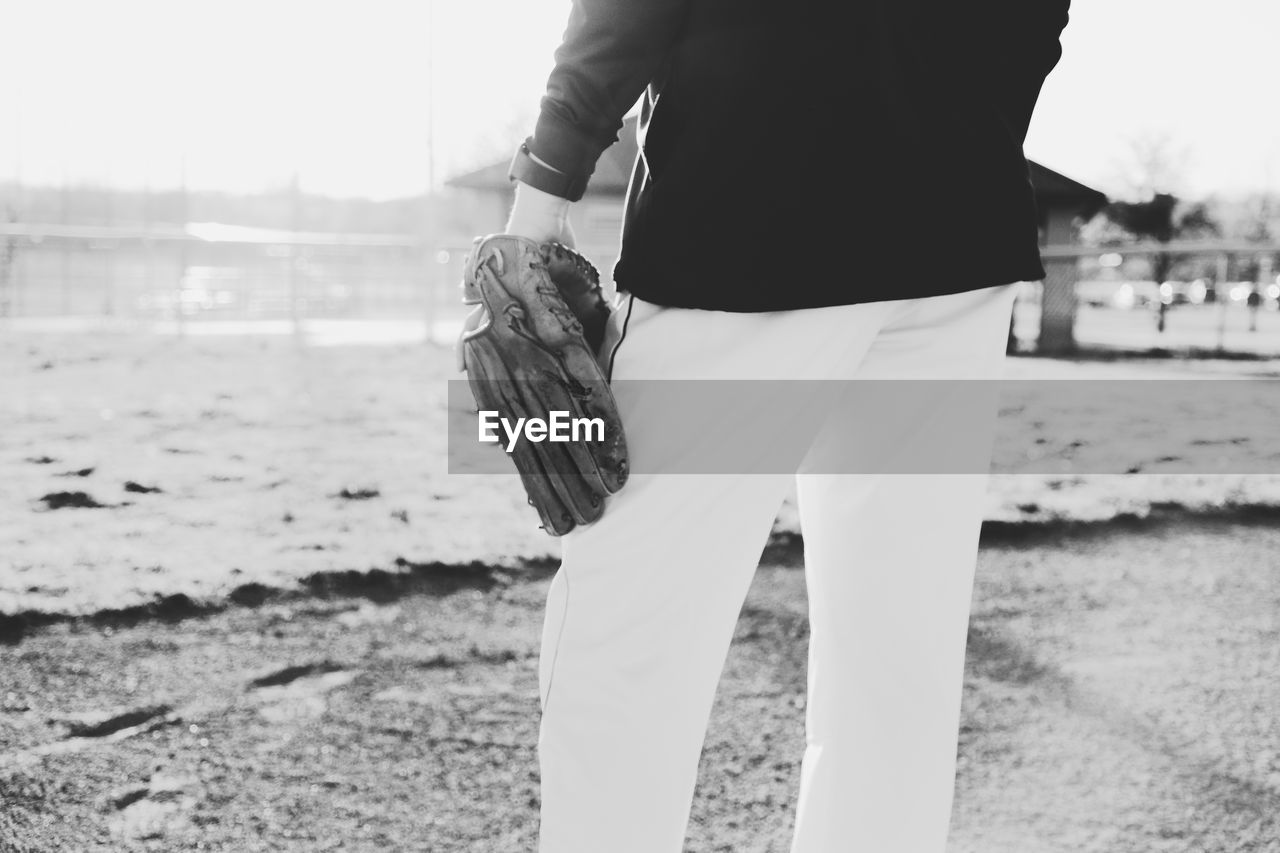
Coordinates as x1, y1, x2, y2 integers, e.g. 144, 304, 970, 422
3, 328, 1280, 620
2, 520, 1279, 852
3, 328, 1280, 852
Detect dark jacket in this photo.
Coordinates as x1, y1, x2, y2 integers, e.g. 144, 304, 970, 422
527, 0, 1072, 311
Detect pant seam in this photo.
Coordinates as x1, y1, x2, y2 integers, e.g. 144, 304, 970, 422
541, 567, 571, 716
604, 293, 635, 383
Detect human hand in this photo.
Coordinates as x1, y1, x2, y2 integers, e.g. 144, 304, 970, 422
504, 180, 577, 249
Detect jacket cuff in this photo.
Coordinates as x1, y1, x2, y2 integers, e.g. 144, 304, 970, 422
528, 108, 614, 188
509, 139, 590, 202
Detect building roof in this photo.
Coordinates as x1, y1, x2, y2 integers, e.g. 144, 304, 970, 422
1026, 160, 1109, 218
448, 116, 1108, 216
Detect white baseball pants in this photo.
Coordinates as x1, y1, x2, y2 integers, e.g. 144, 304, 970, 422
537, 282, 1020, 853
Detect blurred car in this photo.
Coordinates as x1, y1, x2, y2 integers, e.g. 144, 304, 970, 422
1112, 281, 1160, 310
1076, 279, 1123, 308
1225, 282, 1256, 304
1075, 279, 1161, 309
1158, 280, 1192, 305
136, 266, 243, 317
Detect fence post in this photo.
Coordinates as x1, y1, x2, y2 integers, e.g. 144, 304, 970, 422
177, 156, 188, 337
1214, 253, 1230, 351
423, 242, 436, 345
422, 192, 438, 345
1253, 254, 1272, 333
289, 173, 303, 339
0, 208, 15, 319
1037, 256, 1078, 354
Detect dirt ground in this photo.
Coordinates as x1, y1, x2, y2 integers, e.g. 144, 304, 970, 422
3, 518, 1280, 852
4, 330, 1280, 620
4, 330, 1280, 851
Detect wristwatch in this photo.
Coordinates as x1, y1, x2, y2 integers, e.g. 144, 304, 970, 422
508, 138, 590, 202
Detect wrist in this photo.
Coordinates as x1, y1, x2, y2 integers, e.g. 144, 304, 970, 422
505, 181, 573, 244
512, 180, 571, 220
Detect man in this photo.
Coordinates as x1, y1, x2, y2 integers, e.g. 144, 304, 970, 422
500, 1, 1071, 850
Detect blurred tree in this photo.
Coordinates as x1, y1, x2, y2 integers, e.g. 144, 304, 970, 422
1100, 193, 1219, 331
448, 109, 539, 180
1231, 192, 1277, 242
1085, 133, 1223, 329
1111, 134, 1190, 200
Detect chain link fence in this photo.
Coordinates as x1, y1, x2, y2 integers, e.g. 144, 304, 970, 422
1017, 240, 1280, 355
3, 226, 1278, 355
0, 224, 486, 342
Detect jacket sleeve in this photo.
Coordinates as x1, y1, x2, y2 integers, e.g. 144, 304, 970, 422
528, 0, 690, 186
992, 0, 1071, 143
967, 0, 1070, 142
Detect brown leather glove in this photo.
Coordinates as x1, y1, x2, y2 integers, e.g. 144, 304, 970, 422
457, 234, 629, 536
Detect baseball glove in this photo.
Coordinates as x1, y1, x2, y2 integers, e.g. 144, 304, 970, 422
457, 234, 628, 536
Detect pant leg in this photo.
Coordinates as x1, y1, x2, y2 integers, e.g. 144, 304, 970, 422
790, 283, 1019, 853
538, 472, 794, 853
537, 295, 898, 853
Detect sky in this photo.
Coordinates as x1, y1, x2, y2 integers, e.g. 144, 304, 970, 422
1, 0, 1277, 202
